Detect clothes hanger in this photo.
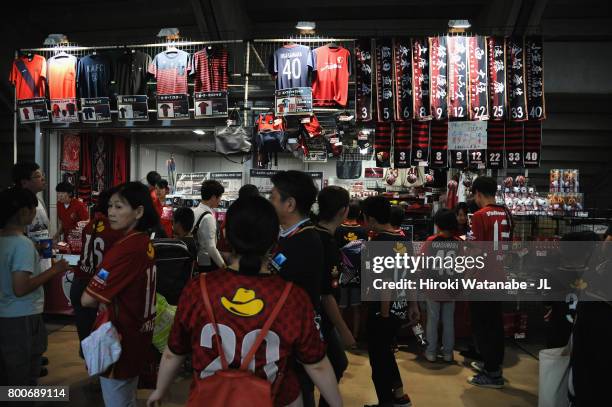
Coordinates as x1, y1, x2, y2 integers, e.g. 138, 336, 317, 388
327, 40, 339, 49
166, 41, 178, 53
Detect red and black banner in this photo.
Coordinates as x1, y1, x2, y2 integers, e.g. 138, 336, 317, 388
487, 37, 506, 121
505, 121, 524, 167
525, 36, 546, 120
447, 35, 469, 120
356, 39, 374, 122
468, 36, 489, 120
412, 38, 431, 121
376, 38, 395, 122
486, 121, 505, 169
374, 121, 392, 167
411, 120, 430, 165
430, 120, 448, 168
523, 120, 542, 167
393, 38, 412, 121
507, 37, 528, 122
393, 122, 412, 168
429, 36, 448, 120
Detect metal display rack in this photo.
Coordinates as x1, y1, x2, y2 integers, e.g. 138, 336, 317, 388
13, 36, 359, 162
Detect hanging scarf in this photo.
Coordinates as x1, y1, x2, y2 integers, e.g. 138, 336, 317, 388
468, 36, 489, 120
505, 121, 524, 167
447, 35, 469, 120
411, 120, 430, 165
411, 38, 431, 120
524, 120, 542, 168
393, 122, 411, 168
355, 38, 374, 122
525, 36, 546, 120
487, 37, 506, 120
374, 121, 392, 167
429, 36, 448, 120
376, 38, 394, 122
393, 37, 412, 121
486, 120, 505, 169
430, 120, 448, 168
507, 37, 528, 122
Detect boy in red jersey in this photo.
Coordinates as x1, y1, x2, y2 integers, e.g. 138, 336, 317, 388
55, 182, 89, 243
467, 176, 513, 389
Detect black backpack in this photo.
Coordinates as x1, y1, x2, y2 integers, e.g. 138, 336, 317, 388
153, 238, 195, 305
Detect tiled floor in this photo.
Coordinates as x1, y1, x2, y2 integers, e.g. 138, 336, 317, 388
39, 324, 539, 406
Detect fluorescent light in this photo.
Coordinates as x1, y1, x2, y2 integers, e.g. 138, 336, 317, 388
193, 129, 206, 135
448, 19, 471, 29
296, 21, 316, 31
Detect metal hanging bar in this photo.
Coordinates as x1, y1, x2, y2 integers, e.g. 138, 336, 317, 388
19, 39, 244, 53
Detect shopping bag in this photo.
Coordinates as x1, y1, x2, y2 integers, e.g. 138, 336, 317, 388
215, 110, 251, 155
152, 293, 177, 353
538, 338, 571, 407
81, 321, 122, 376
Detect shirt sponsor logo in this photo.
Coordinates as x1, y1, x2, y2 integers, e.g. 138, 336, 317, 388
270, 252, 287, 271
93, 268, 109, 284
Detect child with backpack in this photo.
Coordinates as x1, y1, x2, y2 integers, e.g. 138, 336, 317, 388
147, 196, 342, 407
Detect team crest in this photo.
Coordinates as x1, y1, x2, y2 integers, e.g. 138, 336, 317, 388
345, 232, 357, 242
147, 242, 155, 259
221, 288, 264, 317
96, 221, 105, 233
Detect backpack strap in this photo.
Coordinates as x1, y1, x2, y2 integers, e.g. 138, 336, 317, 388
240, 281, 292, 370
193, 210, 212, 244
199, 273, 229, 370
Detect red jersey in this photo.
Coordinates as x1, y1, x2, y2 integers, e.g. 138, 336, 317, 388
312, 46, 352, 107
470, 204, 513, 244
86, 232, 157, 379
469, 204, 513, 282
74, 214, 123, 280
47, 54, 77, 99
168, 270, 326, 406
9, 54, 46, 100
57, 198, 89, 238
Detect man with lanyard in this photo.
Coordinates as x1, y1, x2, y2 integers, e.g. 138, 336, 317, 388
268, 170, 325, 407
467, 176, 513, 389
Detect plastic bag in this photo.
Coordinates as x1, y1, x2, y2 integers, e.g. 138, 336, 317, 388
81, 321, 122, 376
153, 293, 177, 353
538, 338, 571, 407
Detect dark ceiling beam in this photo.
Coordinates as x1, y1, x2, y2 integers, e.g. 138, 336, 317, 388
190, 0, 212, 39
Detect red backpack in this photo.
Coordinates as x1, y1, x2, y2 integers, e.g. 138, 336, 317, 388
187, 273, 292, 407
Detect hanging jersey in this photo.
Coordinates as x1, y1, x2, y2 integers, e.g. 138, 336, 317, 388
269, 44, 313, 90
168, 270, 326, 406
77, 54, 112, 98
9, 54, 46, 100
312, 46, 351, 107
148, 50, 193, 95
111, 50, 151, 95
47, 54, 77, 99
193, 49, 211, 92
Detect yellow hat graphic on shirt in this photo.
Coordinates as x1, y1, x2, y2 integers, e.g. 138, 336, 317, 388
393, 242, 407, 254
221, 288, 264, 317
345, 232, 357, 242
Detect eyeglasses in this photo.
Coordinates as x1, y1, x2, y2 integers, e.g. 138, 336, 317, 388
30, 172, 45, 180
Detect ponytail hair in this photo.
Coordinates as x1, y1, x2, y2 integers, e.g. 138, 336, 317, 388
226, 196, 279, 275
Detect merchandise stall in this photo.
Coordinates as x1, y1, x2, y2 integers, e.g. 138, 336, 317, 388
11, 29, 610, 319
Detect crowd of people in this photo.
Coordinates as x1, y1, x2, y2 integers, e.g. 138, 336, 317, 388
0, 162, 610, 407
